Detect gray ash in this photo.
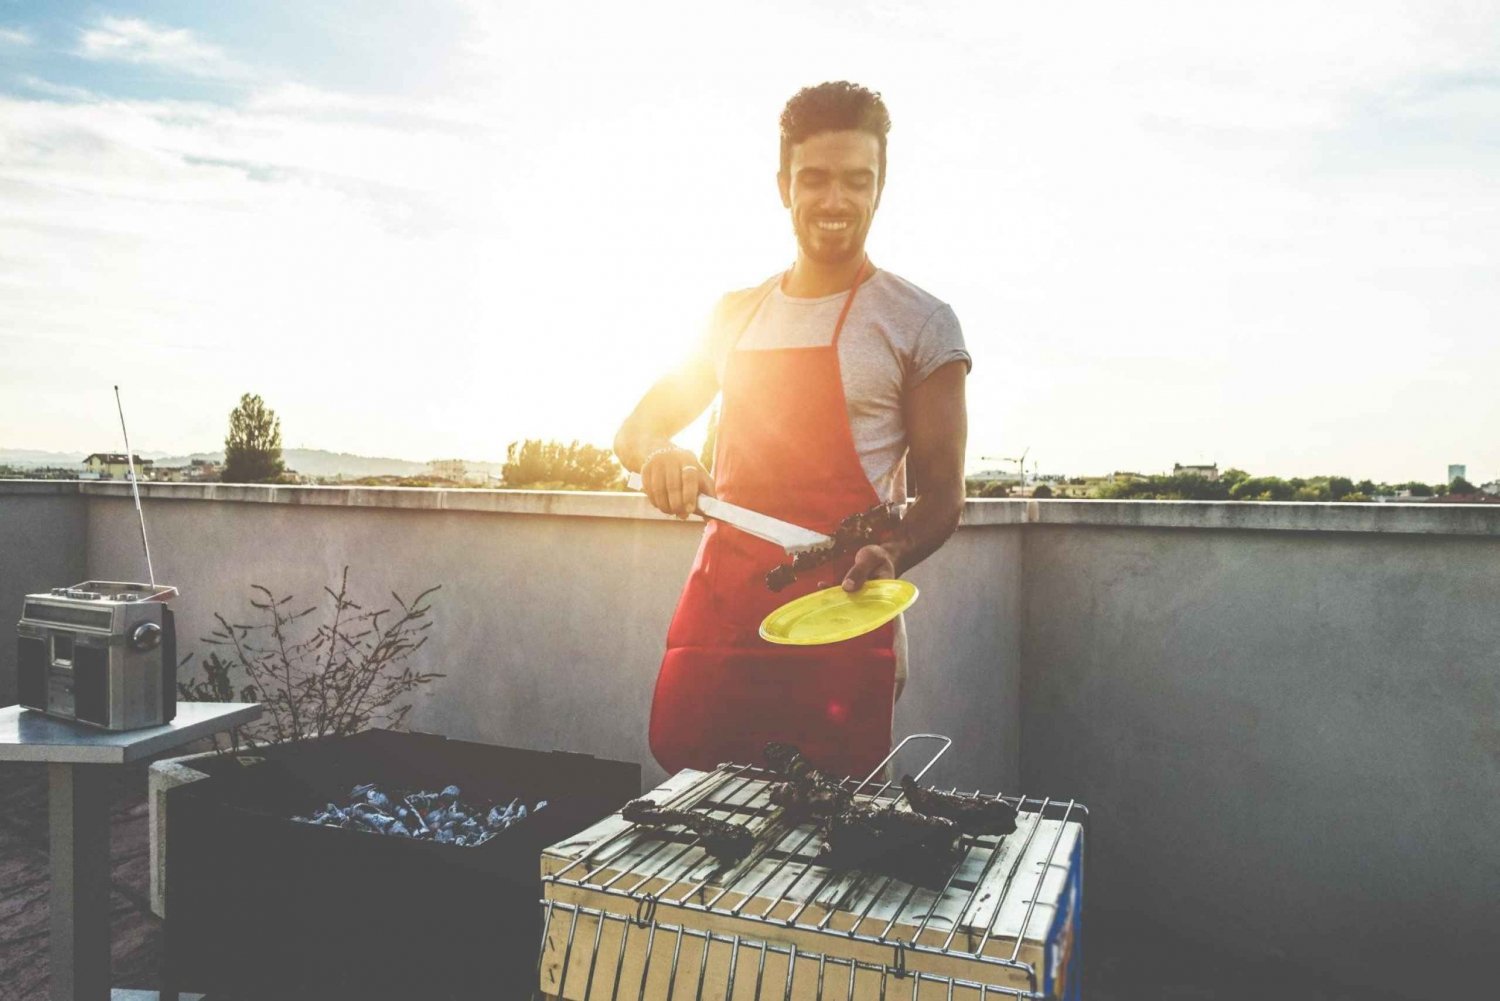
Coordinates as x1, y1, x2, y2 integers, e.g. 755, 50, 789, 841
291, 782, 546, 846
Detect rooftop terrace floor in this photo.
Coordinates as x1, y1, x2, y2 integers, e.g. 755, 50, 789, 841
0, 757, 1415, 1001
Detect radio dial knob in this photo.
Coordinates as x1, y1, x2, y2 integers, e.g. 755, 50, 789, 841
130, 622, 162, 652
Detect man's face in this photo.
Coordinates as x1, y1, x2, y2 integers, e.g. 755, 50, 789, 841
779, 129, 882, 268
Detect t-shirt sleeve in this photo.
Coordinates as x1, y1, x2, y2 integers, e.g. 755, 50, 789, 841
910, 303, 971, 385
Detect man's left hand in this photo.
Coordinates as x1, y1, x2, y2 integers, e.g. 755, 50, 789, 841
842, 544, 898, 592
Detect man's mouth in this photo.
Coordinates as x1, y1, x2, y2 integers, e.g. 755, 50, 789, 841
814, 220, 851, 232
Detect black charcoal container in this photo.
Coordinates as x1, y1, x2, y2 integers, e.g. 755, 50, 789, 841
164, 729, 639, 1000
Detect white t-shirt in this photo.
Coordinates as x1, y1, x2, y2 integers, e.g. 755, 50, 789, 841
696, 269, 970, 505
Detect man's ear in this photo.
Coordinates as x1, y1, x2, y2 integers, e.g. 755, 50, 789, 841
777, 171, 791, 209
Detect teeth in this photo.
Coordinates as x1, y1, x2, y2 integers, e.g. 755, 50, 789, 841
816, 221, 849, 230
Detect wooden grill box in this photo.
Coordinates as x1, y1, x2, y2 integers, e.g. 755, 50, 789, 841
539, 766, 1085, 1000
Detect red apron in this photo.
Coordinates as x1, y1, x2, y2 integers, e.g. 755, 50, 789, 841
649, 263, 896, 778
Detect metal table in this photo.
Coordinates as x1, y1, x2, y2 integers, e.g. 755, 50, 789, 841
0, 702, 262, 1001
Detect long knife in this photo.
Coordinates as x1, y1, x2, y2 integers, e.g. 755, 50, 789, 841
626, 472, 833, 555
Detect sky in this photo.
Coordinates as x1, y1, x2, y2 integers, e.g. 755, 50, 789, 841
1, 0, 1497, 483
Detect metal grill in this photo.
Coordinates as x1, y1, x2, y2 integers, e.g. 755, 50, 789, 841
538, 736, 1087, 1000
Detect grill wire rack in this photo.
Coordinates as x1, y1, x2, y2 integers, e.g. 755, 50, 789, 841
537, 735, 1088, 1000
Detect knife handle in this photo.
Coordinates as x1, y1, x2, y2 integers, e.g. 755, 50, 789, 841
627, 471, 705, 516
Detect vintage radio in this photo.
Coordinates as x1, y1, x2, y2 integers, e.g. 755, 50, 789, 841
16, 580, 178, 730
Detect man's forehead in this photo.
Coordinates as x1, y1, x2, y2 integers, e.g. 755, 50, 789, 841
788, 130, 881, 172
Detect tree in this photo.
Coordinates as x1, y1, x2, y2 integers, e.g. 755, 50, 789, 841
501, 439, 623, 490
1031, 483, 1053, 498
1229, 476, 1294, 501
223, 393, 285, 483
1451, 477, 1478, 495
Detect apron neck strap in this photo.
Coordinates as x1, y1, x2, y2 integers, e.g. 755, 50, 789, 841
733, 258, 873, 351
831, 257, 871, 348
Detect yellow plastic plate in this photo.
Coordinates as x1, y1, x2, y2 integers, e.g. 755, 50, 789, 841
759, 580, 919, 646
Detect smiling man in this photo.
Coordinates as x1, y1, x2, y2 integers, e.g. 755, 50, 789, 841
615, 81, 970, 778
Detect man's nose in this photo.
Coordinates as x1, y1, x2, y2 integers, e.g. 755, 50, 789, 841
817, 182, 852, 211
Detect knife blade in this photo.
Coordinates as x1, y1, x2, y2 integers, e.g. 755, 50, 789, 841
626, 472, 834, 555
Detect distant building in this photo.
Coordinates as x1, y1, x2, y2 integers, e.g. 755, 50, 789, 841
156, 458, 221, 482
426, 459, 469, 483
1448, 464, 1467, 483
1484, 480, 1500, 496
82, 453, 154, 480
1173, 463, 1219, 481
967, 468, 1023, 484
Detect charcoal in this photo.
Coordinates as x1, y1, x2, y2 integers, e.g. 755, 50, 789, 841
290, 781, 546, 846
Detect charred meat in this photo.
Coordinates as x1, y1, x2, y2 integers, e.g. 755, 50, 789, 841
621, 798, 756, 863
763, 742, 853, 815
763, 742, 962, 885
821, 803, 961, 867
899, 775, 1019, 836
765, 503, 903, 591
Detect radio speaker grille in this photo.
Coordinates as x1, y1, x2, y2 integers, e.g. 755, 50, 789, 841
73, 645, 109, 725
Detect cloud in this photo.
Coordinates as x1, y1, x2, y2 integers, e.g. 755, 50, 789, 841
0, 26, 34, 46
76, 16, 244, 79
3, 1, 1498, 477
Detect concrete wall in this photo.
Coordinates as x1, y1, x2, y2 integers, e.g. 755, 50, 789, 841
5, 481, 1497, 996
73, 482, 1024, 794
1020, 507, 1500, 999
0, 482, 86, 706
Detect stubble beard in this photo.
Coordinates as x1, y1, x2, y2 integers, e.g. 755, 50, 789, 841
795, 221, 867, 268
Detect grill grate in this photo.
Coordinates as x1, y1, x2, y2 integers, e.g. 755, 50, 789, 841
539, 737, 1087, 1000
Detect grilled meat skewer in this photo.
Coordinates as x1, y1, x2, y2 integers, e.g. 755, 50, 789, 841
763, 742, 853, 815
765, 503, 902, 591
621, 798, 755, 863
900, 775, 1019, 836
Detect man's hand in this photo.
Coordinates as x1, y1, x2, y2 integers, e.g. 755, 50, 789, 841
643, 446, 716, 519
842, 544, 898, 592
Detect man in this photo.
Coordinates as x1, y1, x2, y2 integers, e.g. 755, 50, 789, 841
615, 81, 969, 779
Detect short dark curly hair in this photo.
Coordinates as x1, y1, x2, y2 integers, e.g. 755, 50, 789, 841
779, 81, 891, 187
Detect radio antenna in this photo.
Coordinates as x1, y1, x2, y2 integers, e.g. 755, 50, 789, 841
113, 385, 156, 588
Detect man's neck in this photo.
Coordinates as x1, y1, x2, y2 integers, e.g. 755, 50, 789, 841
782, 254, 872, 298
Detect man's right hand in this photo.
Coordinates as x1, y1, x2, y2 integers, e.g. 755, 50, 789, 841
642, 446, 716, 519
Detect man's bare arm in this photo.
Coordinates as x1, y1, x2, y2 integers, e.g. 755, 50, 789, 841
614, 356, 719, 517
843, 359, 968, 589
